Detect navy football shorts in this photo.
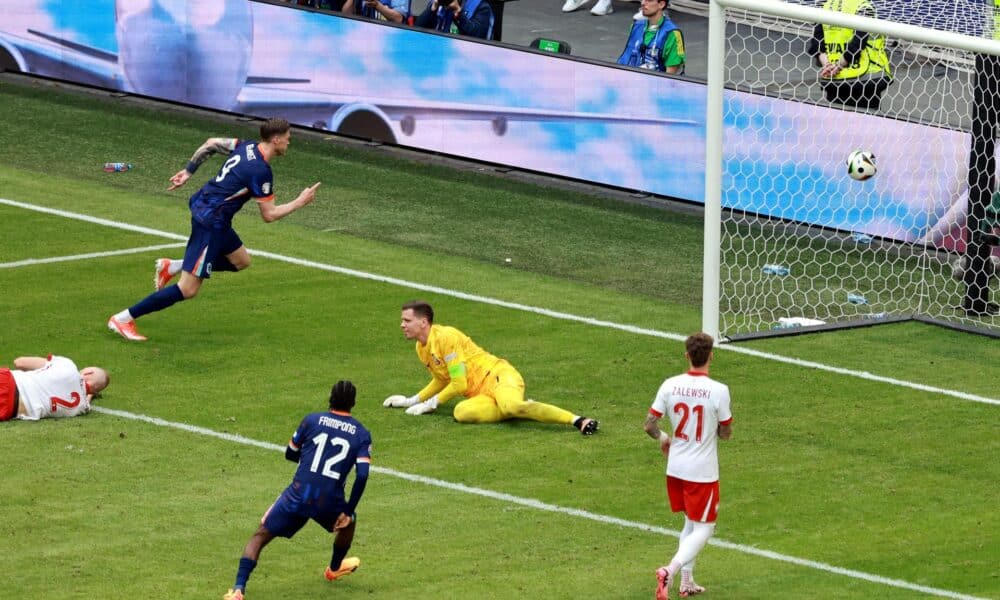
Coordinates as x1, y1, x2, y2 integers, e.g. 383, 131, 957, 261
261, 491, 354, 538
182, 218, 243, 279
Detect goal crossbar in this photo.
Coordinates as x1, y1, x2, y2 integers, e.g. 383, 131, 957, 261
716, 0, 1000, 57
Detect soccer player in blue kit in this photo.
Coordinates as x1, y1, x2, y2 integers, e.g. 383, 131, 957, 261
108, 118, 321, 341
223, 380, 372, 600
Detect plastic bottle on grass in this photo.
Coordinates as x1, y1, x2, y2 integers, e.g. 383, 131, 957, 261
762, 264, 790, 276
103, 162, 134, 172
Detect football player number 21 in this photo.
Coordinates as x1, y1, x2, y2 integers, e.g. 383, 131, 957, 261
309, 432, 350, 479
673, 402, 704, 442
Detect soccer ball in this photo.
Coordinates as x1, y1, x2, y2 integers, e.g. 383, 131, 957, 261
847, 150, 877, 181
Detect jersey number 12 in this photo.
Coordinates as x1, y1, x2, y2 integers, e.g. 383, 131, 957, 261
309, 432, 351, 480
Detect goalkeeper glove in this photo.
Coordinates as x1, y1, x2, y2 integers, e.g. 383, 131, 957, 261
383, 394, 419, 408
405, 395, 439, 415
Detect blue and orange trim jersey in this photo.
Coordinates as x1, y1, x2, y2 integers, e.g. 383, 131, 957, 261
188, 140, 274, 228
285, 410, 372, 502
414, 324, 502, 403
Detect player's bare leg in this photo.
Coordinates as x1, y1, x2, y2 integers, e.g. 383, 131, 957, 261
225, 246, 252, 270
176, 271, 204, 299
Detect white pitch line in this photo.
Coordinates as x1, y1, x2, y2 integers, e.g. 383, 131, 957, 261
93, 405, 988, 600
1, 196, 997, 407
0, 243, 185, 269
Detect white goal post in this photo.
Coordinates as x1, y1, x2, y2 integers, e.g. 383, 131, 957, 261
702, 0, 1000, 341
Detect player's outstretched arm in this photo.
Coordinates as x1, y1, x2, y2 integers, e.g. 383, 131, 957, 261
384, 376, 447, 409
258, 182, 321, 223
167, 137, 239, 191
13, 356, 47, 370
383, 394, 420, 408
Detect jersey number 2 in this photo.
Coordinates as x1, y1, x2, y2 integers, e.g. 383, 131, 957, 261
309, 432, 351, 480
50, 391, 81, 412
673, 402, 705, 442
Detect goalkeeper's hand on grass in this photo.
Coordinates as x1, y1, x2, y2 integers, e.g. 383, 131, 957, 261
383, 394, 419, 408
405, 396, 439, 415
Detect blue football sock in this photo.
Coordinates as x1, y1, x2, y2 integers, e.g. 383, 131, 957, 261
129, 285, 185, 319
330, 544, 350, 571
234, 557, 257, 591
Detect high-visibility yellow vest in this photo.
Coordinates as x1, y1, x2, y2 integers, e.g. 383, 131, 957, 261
993, 0, 999, 41
822, 0, 891, 80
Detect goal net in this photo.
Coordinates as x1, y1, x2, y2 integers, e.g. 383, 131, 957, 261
703, 0, 1000, 340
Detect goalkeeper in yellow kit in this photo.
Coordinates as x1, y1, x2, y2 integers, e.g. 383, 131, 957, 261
384, 301, 599, 435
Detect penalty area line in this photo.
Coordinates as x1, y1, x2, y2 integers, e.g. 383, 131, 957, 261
94, 405, 988, 600
1, 196, 997, 407
0, 243, 186, 269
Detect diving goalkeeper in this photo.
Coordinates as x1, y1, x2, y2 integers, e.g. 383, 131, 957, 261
385, 300, 599, 435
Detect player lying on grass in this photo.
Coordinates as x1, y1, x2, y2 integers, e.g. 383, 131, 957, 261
224, 380, 372, 600
384, 300, 599, 435
108, 117, 321, 341
1, 355, 109, 421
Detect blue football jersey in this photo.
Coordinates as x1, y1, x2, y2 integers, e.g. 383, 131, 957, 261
188, 140, 274, 227
286, 411, 372, 504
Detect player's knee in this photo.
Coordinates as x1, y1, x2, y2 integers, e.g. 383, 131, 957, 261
234, 255, 251, 270
177, 280, 200, 299
452, 403, 479, 423
451, 402, 475, 423
502, 400, 531, 419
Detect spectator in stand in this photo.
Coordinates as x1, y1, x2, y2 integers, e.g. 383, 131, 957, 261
415, 0, 494, 39
343, 0, 411, 23
807, 0, 892, 110
562, 0, 643, 18
617, 0, 685, 74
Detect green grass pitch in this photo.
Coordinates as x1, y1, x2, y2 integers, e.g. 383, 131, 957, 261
0, 76, 997, 599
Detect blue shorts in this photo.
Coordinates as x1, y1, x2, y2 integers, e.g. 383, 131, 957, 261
260, 490, 353, 538
182, 218, 243, 279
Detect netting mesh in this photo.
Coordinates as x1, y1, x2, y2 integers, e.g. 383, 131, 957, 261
717, 0, 1000, 338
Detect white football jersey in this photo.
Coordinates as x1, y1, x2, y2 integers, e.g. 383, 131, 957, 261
649, 371, 732, 482
11, 355, 90, 420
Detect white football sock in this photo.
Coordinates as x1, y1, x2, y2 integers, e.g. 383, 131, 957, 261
670, 521, 715, 573
168, 260, 183, 276
114, 309, 133, 323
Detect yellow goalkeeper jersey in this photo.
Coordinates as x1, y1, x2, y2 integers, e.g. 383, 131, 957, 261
415, 324, 503, 402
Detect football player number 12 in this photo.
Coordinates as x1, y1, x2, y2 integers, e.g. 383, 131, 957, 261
673, 402, 704, 442
309, 432, 351, 480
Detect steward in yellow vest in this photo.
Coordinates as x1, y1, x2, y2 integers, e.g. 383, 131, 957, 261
807, 0, 892, 109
